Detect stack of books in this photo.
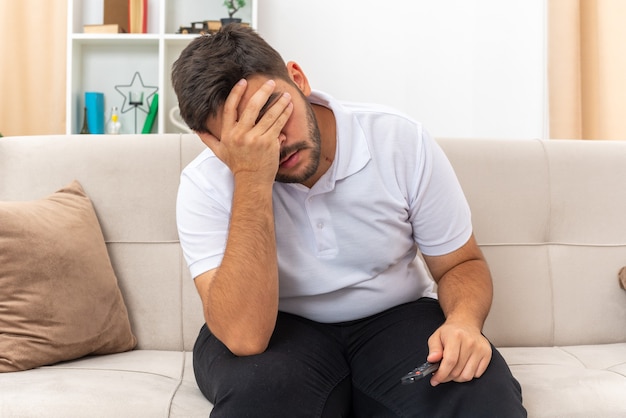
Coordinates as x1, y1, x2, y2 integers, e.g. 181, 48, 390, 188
83, 0, 147, 34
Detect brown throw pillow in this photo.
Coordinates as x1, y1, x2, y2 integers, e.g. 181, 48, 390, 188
0, 180, 137, 372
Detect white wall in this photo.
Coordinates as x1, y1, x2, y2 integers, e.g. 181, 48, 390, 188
257, 0, 547, 139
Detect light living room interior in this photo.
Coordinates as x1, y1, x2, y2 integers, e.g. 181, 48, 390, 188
3, 0, 626, 140
1, 1, 625, 417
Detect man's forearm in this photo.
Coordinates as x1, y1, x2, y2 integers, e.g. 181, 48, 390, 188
202, 175, 279, 356
436, 258, 493, 330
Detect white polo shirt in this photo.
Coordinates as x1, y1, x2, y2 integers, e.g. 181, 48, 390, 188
177, 90, 472, 323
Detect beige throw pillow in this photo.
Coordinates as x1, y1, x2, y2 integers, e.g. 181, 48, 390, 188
0, 180, 137, 372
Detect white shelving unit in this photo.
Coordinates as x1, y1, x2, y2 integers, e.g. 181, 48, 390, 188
66, 0, 257, 134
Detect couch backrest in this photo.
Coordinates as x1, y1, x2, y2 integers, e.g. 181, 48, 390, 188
0, 134, 206, 351
2, 135, 625, 350
438, 138, 626, 347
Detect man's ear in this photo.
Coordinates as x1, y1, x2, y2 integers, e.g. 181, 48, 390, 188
286, 61, 312, 96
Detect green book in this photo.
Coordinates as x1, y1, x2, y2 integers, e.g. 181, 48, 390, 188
142, 93, 158, 134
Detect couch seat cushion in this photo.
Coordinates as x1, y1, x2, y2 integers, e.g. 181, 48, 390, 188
0, 350, 212, 417
499, 343, 626, 418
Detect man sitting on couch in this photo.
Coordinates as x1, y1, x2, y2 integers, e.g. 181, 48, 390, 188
172, 24, 526, 417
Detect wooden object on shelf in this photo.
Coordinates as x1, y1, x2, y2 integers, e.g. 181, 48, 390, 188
83, 24, 125, 34
104, 0, 128, 33
178, 21, 222, 35
128, 0, 147, 34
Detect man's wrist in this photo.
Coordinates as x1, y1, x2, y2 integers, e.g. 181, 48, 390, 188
233, 171, 275, 191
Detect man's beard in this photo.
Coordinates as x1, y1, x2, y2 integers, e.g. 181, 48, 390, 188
275, 101, 322, 184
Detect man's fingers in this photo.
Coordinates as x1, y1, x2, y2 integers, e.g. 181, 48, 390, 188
454, 351, 479, 382
222, 79, 292, 142
236, 79, 278, 128
222, 79, 248, 131
427, 330, 444, 364
448, 348, 491, 382
431, 347, 459, 386
475, 354, 491, 378
258, 93, 292, 137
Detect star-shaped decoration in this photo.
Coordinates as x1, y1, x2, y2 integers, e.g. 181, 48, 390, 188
114, 72, 158, 114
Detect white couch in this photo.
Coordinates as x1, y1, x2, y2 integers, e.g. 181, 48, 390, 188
0, 134, 625, 417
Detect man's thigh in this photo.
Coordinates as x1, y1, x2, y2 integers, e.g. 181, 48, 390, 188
193, 312, 352, 418
346, 298, 526, 417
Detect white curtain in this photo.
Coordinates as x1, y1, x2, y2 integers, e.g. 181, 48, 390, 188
0, 0, 67, 136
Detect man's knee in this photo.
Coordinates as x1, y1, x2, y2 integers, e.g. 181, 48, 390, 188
443, 349, 526, 417
199, 351, 345, 417
193, 321, 351, 417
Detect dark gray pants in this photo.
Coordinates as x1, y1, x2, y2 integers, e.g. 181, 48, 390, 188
193, 298, 526, 417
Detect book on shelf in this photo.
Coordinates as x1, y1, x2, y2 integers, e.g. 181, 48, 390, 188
128, 0, 147, 34
142, 94, 158, 134
83, 24, 125, 34
104, 0, 128, 33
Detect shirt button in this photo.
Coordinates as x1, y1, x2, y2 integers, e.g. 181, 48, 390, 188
317, 222, 324, 229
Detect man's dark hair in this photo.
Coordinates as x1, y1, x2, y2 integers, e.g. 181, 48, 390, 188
171, 24, 291, 133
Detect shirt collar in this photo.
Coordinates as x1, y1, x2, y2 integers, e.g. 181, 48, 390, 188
308, 90, 371, 185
